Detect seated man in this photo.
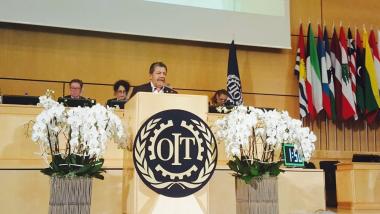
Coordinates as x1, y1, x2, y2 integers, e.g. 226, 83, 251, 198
130, 61, 177, 98
106, 80, 130, 108
59, 79, 95, 107
64, 79, 86, 99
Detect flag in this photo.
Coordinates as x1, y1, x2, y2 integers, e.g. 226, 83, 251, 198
338, 26, 357, 120
355, 29, 365, 117
317, 25, 333, 119
323, 26, 336, 120
347, 27, 358, 120
369, 30, 380, 94
363, 30, 380, 122
294, 24, 308, 118
330, 28, 343, 120
227, 40, 243, 105
306, 24, 323, 119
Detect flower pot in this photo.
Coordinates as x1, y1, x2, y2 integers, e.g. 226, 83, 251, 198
236, 176, 278, 214
49, 177, 92, 214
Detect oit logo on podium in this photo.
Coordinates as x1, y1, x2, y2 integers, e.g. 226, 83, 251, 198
133, 109, 217, 198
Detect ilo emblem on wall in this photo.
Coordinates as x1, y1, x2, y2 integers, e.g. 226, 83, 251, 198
133, 109, 218, 198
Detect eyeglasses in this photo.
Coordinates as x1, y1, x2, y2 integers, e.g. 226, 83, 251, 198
70, 87, 82, 90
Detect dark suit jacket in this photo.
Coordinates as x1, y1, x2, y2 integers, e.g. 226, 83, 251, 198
130, 83, 177, 98
63, 95, 86, 100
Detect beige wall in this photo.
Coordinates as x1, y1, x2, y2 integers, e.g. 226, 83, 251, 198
1, 0, 380, 157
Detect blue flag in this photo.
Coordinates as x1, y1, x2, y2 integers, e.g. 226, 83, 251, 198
227, 40, 243, 105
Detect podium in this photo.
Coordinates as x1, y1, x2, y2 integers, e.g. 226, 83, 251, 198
122, 92, 211, 214
336, 163, 380, 210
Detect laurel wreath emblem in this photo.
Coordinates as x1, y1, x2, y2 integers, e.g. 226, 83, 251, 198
134, 118, 217, 190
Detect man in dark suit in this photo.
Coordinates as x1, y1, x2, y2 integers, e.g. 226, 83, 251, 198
58, 78, 96, 107
130, 61, 177, 98
64, 79, 86, 99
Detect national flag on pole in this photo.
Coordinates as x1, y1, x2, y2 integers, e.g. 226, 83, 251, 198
354, 29, 366, 117
347, 27, 358, 120
317, 25, 333, 119
330, 28, 343, 120
323, 26, 336, 121
227, 40, 243, 105
369, 30, 380, 94
363, 30, 380, 121
338, 26, 357, 120
294, 24, 308, 118
306, 24, 323, 119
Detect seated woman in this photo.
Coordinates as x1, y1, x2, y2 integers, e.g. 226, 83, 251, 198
209, 89, 231, 113
106, 80, 130, 109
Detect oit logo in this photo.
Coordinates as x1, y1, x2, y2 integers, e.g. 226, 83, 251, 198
227, 74, 242, 105
133, 109, 217, 198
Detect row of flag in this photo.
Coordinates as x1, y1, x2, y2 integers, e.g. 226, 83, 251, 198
294, 23, 380, 123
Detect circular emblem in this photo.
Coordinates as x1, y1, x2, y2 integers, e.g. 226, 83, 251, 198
227, 74, 242, 105
133, 109, 217, 198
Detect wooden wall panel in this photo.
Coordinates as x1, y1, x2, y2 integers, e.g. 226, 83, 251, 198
376, 125, 380, 152
352, 121, 362, 151
0, 26, 299, 96
290, 0, 322, 35
322, 0, 380, 31
0, 79, 63, 97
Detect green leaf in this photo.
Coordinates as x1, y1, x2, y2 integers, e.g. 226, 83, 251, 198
92, 173, 105, 180
249, 167, 259, 176
242, 175, 252, 184
41, 168, 54, 176
227, 160, 238, 173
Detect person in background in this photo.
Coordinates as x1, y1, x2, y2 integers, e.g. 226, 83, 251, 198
209, 89, 231, 113
130, 61, 177, 98
64, 79, 86, 99
106, 80, 130, 107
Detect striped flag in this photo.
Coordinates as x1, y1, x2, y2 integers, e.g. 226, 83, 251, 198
331, 28, 343, 120
317, 25, 333, 119
355, 29, 366, 117
363, 30, 380, 122
306, 24, 323, 119
323, 26, 336, 120
347, 27, 358, 120
294, 24, 308, 118
338, 26, 357, 120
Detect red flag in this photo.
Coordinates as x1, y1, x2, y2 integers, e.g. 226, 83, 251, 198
331, 28, 343, 120
339, 26, 357, 120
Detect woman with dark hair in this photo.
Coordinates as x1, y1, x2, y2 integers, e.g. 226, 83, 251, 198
209, 89, 230, 113
106, 80, 130, 108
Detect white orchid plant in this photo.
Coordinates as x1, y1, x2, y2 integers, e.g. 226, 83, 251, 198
214, 106, 316, 183
31, 90, 127, 179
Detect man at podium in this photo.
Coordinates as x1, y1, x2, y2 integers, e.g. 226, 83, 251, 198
130, 61, 177, 98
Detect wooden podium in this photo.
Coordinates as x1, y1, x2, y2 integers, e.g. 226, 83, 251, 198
336, 163, 380, 210
122, 92, 211, 214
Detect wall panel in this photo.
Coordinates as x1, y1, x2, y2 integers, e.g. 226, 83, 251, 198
290, 0, 322, 35
0, 26, 299, 96
322, 0, 380, 31
0, 79, 63, 97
